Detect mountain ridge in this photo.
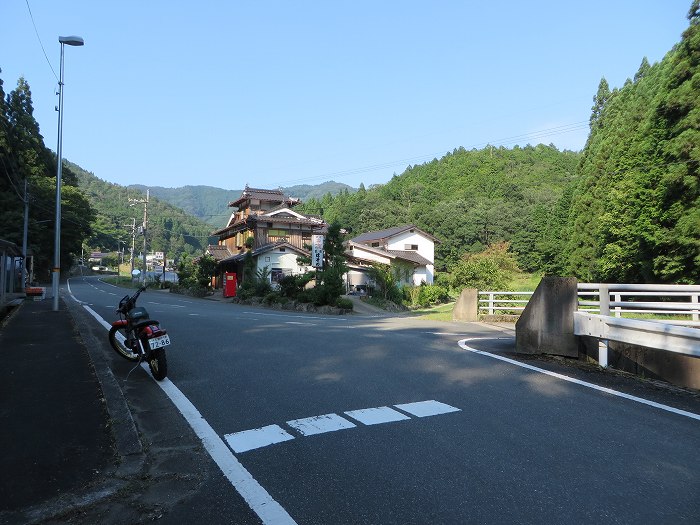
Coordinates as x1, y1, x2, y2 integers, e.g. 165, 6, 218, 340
128, 181, 356, 228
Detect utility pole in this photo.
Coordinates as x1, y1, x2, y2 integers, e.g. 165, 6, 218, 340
126, 218, 136, 277
21, 179, 29, 290
129, 189, 149, 284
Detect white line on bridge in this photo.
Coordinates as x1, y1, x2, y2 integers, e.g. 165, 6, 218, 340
458, 338, 700, 422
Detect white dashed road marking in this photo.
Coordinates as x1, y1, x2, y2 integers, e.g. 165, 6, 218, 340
394, 400, 462, 418
226, 425, 295, 453
226, 400, 461, 453
287, 413, 357, 436
345, 406, 411, 425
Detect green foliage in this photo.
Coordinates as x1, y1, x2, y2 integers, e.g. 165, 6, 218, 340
298, 144, 579, 273
415, 283, 451, 307
367, 263, 403, 303
312, 222, 348, 306
0, 74, 94, 281
566, 8, 700, 283
176, 253, 216, 292
67, 161, 216, 263
449, 242, 521, 291
335, 297, 354, 310
238, 263, 274, 300
278, 272, 315, 299
130, 181, 356, 229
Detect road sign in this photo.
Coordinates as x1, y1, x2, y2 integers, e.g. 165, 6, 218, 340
312, 235, 324, 268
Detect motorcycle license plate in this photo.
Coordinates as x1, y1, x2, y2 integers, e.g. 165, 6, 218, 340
148, 334, 170, 350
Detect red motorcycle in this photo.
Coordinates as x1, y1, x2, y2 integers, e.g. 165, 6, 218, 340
108, 286, 170, 380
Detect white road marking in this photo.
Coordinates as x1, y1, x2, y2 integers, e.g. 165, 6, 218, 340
344, 406, 411, 425
78, 301, 297, 525
226, 400, 462, 453
143, 366, 297, 524
287, 413, 357, 436
285, 321, 316, 326
458, 338, 700, 422
242, 311, 349, 322
225, 425, 295, 453
394, 400, 461, 418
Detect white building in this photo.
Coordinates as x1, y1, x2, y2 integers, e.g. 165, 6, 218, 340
345, 224, 439, 290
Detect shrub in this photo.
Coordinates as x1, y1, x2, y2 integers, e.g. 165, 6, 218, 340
336, 298, 353, 310
263, 292, 278, 305
279, 273, 314, 299
417, 284, 450, 306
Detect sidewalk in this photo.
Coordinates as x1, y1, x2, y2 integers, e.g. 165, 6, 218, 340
0, 298, 115, 522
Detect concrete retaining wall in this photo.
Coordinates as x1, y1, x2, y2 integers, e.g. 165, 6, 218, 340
452, 288, 478, 322
579, 336, 700, 390
515, 276, 579, 357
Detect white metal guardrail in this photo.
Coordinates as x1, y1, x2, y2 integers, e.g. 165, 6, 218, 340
479, 284, 700, 326
573, 312, 700, 358
577, 283, 700, 326
479, 283, 700, 368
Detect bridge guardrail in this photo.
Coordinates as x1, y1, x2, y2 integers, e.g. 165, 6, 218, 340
479, 284, 700, 327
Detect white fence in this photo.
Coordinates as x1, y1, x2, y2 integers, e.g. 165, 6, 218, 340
478, 291, 532, 316
479, 284, 700, 327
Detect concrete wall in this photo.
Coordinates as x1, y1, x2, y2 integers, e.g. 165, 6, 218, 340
515, 276, 579, 357
452, 288, 478, 322
579, 336, 700, 390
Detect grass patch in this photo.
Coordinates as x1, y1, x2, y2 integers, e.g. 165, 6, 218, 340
410, 301, 456, 322
507, 273, 542, 291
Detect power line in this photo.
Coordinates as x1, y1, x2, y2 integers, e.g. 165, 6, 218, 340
266, 121, 590, 187
24, 0, 58, 82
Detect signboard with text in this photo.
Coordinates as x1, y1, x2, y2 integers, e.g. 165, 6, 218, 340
311, 235, 324, 268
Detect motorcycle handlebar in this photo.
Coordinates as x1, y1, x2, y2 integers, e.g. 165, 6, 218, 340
116, 285, 148, 314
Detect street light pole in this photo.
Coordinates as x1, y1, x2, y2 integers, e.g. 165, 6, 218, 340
52, 35, 84, 311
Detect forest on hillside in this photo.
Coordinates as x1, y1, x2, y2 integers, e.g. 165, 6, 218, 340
301, 3, 700, 284
131, 181, 356, 228
2, 2, 697, 286
0, 74, 92, 280
565, 1, 700, 283
299, 144, 580, 273
68, 162, 217, 258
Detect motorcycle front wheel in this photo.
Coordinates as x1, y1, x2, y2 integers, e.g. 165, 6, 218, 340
148, 348, 168, 381
108, 326, 140, 362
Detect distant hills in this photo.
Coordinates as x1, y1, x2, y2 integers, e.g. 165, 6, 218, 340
128, 181, 356, 229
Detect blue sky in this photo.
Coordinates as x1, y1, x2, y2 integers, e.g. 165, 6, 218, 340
1, 1, 692, 191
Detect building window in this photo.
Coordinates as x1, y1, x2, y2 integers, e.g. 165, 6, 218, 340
371, 242, 380, 247
405, 244, 418, 251
271, 268, 291, 283
265, 256, 271, 262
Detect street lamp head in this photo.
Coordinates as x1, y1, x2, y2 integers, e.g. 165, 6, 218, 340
59, 35, 84, 46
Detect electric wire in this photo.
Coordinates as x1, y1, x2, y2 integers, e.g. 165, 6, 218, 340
266, 121, 590, 187
24, 0, 58, 82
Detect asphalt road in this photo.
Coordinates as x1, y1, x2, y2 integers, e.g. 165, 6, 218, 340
67, 276, 700, 524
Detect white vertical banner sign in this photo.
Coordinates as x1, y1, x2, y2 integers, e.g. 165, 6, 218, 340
311, 235, 324, 268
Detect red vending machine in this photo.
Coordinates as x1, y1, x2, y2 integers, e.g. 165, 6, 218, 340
223, 272, 237, 298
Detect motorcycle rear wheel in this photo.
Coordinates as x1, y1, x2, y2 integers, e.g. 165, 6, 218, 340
108, 326, 140, 362
148, 348, 168, 381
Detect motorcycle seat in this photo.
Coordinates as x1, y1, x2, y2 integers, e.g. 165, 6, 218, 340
133, 319, 159, 330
